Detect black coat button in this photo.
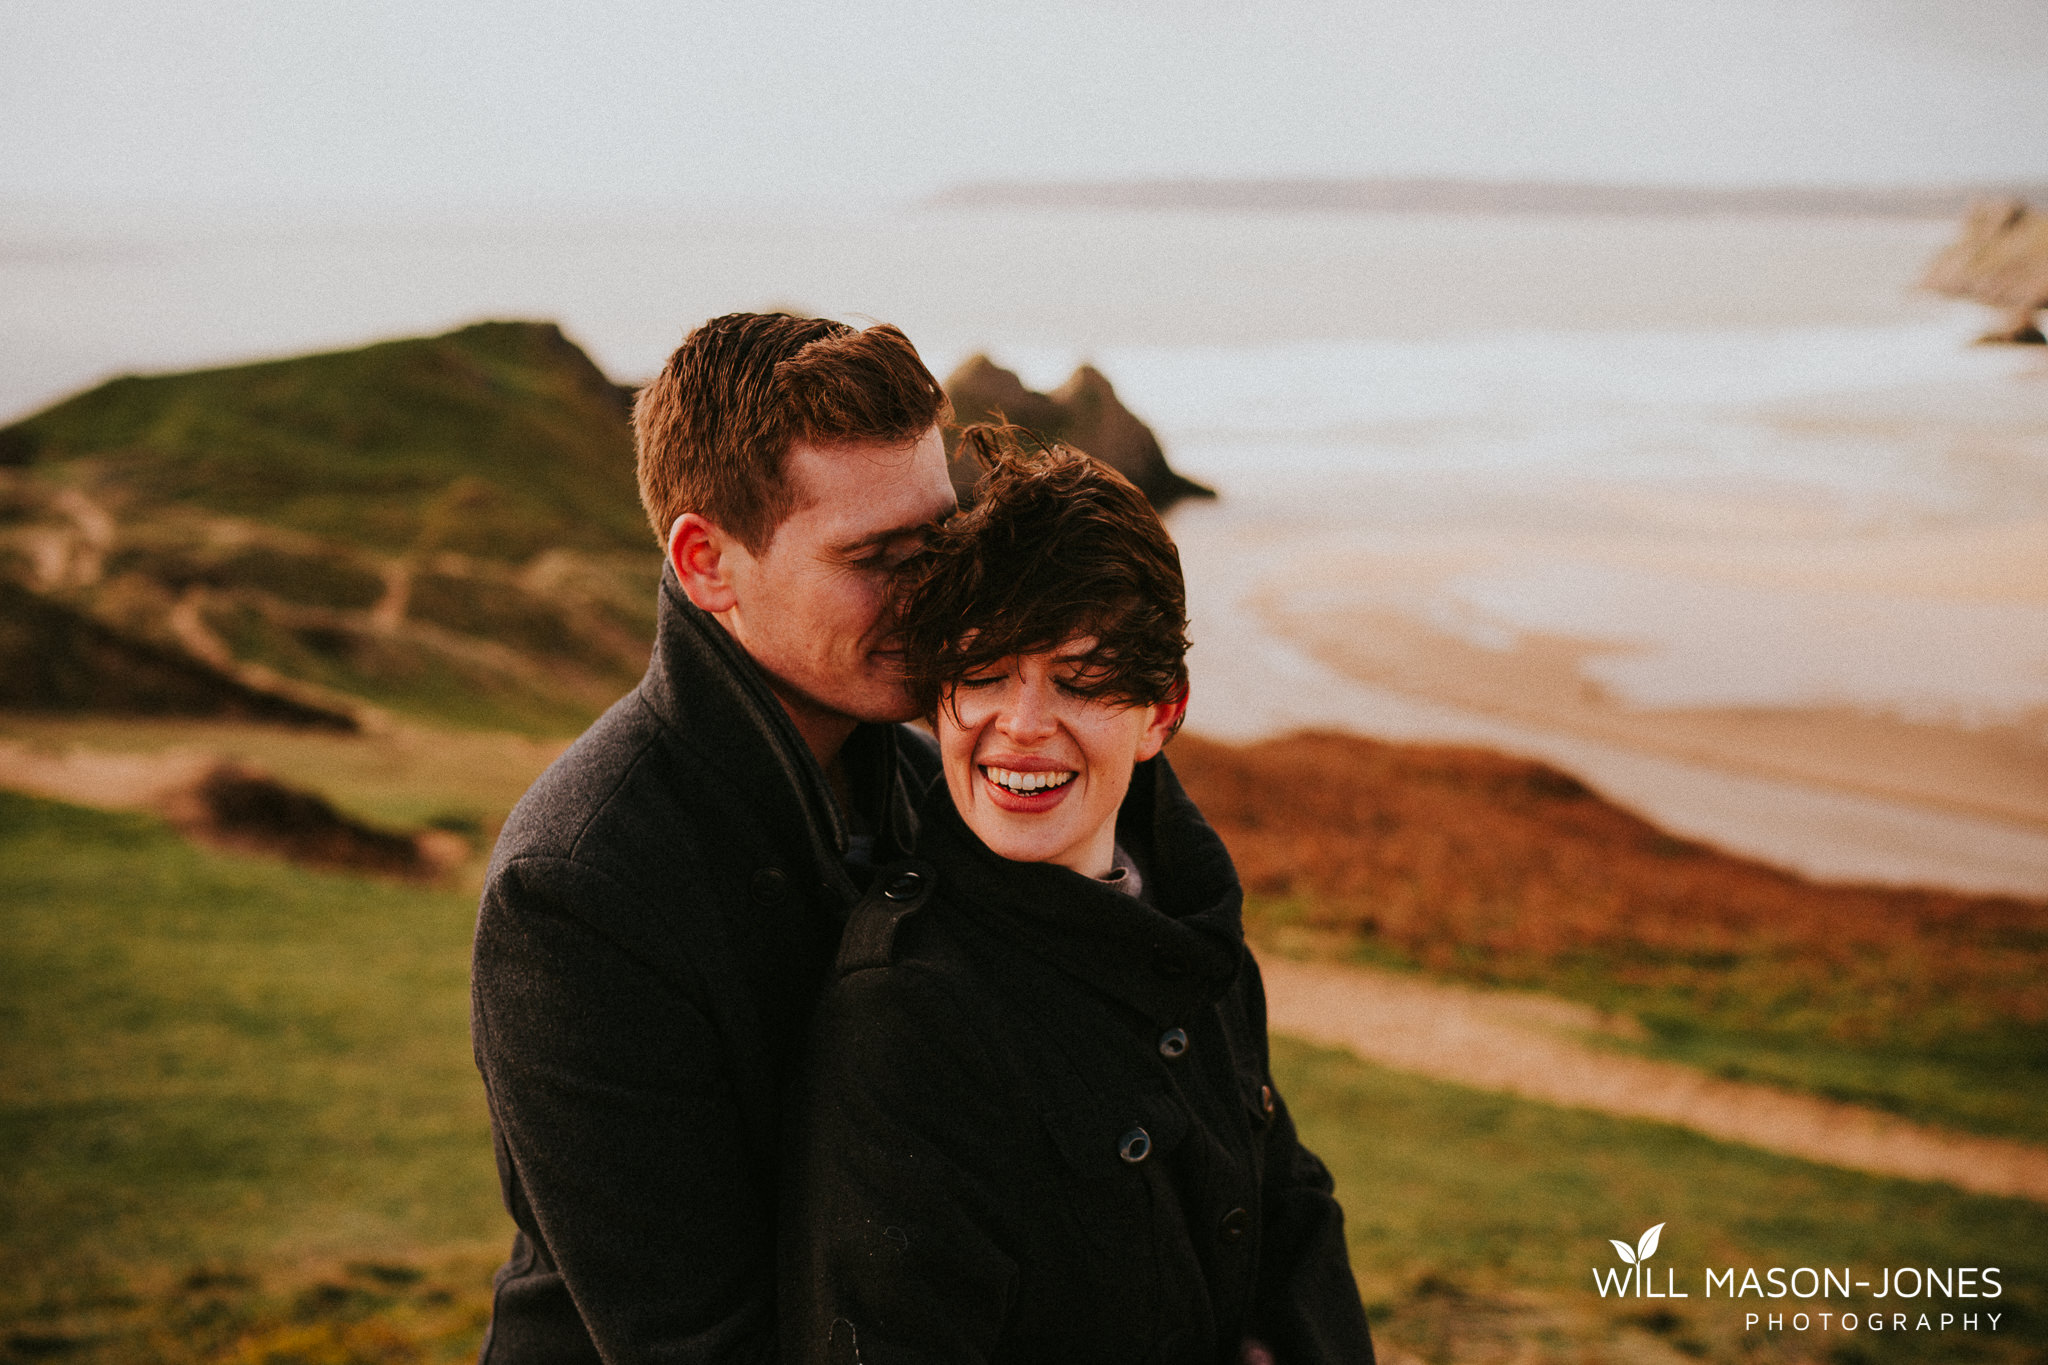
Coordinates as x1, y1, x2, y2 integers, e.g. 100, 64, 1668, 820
1118, 1127, 1152, 1164
882, 871, 924, 902
1158, 1028, 1188, 1059
1220, 1206, 1251, 1243
749, 867, 788, 905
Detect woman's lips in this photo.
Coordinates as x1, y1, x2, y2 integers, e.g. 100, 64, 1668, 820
981, 764, 1076, 813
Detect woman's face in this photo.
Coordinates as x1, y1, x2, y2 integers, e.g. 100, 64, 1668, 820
936, 638, 1183, 878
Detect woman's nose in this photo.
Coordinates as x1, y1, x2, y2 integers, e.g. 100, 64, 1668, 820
998, 678, 1059, 742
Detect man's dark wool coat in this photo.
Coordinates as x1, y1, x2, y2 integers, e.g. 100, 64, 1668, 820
784, 760, 1376, 1365
470, 569, 935, 1364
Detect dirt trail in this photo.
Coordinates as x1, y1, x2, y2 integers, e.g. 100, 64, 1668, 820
0, 738, 464, 878
0, 737, 219, 808
1257, 951, 2048, 1204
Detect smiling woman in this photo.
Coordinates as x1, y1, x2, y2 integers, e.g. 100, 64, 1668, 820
780, 428, 1373, 1365
895, 428, 1191, 874
941, 641, 1180, 874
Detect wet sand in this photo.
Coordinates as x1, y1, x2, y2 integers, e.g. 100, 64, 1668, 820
1258, 598, 2047, 832
1170, 479, 2048, 898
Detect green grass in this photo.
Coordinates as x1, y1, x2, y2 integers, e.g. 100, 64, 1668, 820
6, 322, 649, 562
2, 319, 665, 736
1255, 893, 2048, 1146
1611, 1010, 2048, 1147
0, 791, 506, 1359
1277, 1033, 2047, 1364
0, 714, 563, 842
1507, 954, 2048, 1147
203, 598, 608, 736
4, 788, 2039, 1364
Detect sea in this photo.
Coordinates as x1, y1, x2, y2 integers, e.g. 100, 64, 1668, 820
4, 200, 2045, 892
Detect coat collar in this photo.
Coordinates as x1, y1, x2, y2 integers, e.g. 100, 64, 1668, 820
638, 565, 919, 905
915, 753, 1246, 1024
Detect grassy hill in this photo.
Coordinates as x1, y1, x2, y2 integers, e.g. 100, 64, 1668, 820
0, 323, 659, 733
6, 785, 2042, 1365
3, 321, 648, 558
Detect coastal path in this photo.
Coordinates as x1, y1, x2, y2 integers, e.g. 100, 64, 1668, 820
1258, 952, 2048, 1204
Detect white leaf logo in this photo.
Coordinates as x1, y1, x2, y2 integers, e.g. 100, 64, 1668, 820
1636, 1223, 1664, 1262
1610, 1223, 1664, 1265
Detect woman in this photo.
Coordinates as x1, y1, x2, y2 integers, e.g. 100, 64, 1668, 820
783, 427, 1374, 1365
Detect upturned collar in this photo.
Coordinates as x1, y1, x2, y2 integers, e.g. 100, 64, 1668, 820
638, 565, 920, 906
914, 754, 1247, 1024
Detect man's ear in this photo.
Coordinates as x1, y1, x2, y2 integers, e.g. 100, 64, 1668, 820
668, 513, 739, 614
1135, 683, 1189, 763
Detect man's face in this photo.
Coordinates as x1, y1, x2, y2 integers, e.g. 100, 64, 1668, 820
717, 425, 956, 734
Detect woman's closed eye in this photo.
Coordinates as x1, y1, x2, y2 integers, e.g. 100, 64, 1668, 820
955, 670, 1007, 690
1053, 661, 1115, 695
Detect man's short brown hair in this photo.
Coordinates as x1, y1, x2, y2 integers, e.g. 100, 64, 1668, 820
896, 425, 1190, 718
633, 313, 948, 553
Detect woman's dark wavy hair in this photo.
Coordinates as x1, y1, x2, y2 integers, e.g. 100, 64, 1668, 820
896, 424, 1190, 719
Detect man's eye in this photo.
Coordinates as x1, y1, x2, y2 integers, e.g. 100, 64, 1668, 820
860, 542, 919, 571
956, 673, 1004, 689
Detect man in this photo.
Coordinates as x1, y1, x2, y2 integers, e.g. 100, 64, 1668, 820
470, 313, 957, 1363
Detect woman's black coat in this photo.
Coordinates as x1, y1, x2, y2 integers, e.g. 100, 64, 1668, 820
782, 756, 1374, 1365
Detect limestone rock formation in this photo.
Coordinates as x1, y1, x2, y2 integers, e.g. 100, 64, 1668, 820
1922, 199, 2048, 344
943, 355, 1215, 509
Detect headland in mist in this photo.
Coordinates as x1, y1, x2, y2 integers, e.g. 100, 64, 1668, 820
928, 175, 2048, 219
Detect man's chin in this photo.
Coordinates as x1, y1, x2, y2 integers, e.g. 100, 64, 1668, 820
846, 690, 922, 727
760, 670, 915, 739
846, 659, 919, 725
805, 675, 919, 728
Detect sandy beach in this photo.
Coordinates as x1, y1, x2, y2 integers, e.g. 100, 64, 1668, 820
1168, 480, 2048, 895
1253, 518, 2048, 830
1157, 350, 2048, 896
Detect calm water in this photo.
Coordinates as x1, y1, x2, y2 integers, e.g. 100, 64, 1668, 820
0, 200, 1985, 414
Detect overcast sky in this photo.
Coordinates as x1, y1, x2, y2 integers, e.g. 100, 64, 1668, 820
5, 0, 2047, 207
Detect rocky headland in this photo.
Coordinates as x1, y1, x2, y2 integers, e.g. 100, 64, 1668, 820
942, 354, 1214, 509
1923, 198, 2048, 343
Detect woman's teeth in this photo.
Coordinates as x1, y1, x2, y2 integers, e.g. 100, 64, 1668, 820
984, 766, 1076, 795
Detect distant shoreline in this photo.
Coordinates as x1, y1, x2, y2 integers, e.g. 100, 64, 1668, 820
926, 176, 2048, 220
